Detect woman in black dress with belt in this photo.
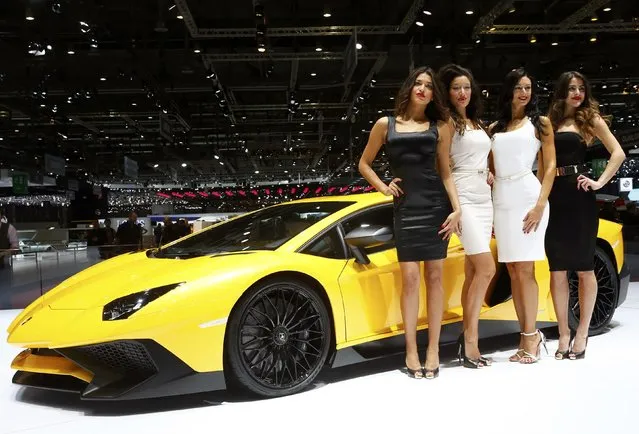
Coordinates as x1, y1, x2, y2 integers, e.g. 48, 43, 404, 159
545, 71, 625, 359
358, 66, 461, 379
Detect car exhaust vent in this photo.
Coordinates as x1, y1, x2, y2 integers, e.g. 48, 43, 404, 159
75, 341, 156, 376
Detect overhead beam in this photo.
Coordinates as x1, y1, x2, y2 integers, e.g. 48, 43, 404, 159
472, 0, 515, 39
202, 51, 387, 62
481, 21, 638, 34
346, 54, 389, 117
175, 0, 424, 38
560, 0, 610, 28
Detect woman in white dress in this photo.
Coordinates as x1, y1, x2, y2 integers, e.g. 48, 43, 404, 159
437, 64, 495, 369
489, 68, 556, 364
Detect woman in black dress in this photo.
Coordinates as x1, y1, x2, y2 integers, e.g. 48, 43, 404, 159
545, 71, 625, 359
358, 66, 461, 379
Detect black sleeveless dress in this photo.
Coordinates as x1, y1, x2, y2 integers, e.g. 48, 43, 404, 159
544, 131, 598, 271
385, 116, 452, 262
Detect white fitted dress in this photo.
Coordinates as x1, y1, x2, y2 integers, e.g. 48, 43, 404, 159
450, 126, 493, 255
491, 118, 549, 263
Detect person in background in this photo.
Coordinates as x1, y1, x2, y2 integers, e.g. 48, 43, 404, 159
0, 210, 19, 269
116, 212, 142, 253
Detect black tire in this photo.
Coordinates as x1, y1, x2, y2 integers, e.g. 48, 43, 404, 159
567, 246, 619, 336
225, 278, 331, 398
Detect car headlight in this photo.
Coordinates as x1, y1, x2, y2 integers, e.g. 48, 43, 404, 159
102, 282, 184, 321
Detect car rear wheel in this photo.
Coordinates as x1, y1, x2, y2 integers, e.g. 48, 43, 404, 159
568, 246, 619, 336
226, 279, 331, 398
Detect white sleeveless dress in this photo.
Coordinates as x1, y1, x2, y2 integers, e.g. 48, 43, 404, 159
450, 126, 493, 255
491, 118, 549, 263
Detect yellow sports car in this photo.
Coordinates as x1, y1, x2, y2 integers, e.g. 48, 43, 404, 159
6, 192, 629, 400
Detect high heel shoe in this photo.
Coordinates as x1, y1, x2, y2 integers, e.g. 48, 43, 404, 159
569, 336, 588, 360
555, 336, 572, 360
404, 365, 424, 379
457, 334, 485, 369
424, 366, 439, 379
519, 329, 548, 364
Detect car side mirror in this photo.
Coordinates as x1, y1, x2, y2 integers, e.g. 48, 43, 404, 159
344, 225, 393, 265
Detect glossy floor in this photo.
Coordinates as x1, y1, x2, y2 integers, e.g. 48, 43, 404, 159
1, 284, 638, 434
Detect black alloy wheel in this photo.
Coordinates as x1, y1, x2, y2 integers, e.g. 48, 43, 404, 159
226, 279, 331, 398
567, 246, 619, 336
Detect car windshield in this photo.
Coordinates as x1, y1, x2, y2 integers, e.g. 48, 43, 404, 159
155, 201, 353, 257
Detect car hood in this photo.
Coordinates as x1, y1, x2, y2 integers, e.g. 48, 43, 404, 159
39, 250, 263, 310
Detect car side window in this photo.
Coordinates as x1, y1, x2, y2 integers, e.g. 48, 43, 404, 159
302, 228, 346, 260
340, 206, 395, 255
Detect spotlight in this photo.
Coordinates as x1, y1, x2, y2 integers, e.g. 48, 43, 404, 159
51, 2, 62, 14
356, 42, 363, 49
26, 8, 35, 21
416, 21, 424, 26
423, 10, 432, 15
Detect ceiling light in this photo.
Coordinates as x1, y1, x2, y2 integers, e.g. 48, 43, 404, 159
423, 10, 432, 15
177, 15, 184, 19
508, 6, 516, 13
315, 46, 323, 52
193, 48, 201, 53
25, 8, 34, 21
416, 21, 424, 26
153, 164, 159, 168
590, 34, 597, 42
356, 42, 363, 49
100, 77, 107, 81
310, 72, 317, 77
258, 46, 266, 52
603, 7, 611, 12
551, 41, 559, 46
67, 50, 75, 55
181, 163, 187, 167
323, 6, 331, 18
591, 14, 598, 21
465, 10, 474, 15
435, 43, 442, 48
529, 34, 537, 43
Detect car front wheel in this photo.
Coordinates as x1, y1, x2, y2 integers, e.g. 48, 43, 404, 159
226, 278, 331, 398
568, 246, 619, 336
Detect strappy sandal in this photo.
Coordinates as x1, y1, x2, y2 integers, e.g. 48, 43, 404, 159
519, 330, 548, 364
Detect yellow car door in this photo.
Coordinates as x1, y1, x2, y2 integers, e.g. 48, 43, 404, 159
337, 205, 466, 344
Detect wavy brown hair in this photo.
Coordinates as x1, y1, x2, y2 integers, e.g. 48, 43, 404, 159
548, 71, 608, 142
437, 63, 484, 135
394, 66, 449, 122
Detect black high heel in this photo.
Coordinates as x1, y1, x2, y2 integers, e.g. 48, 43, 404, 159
569, 336, 588, 360
457, 334, 485, 369
555, 334, 573, 360
404, 364, 424, 379
424, 366, 439, 379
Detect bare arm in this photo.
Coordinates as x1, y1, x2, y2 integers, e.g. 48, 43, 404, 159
437, 120, 462, 238
523, 116, 556, 233
358, 117, 395, 195
536, 151, 544, 183
591, 115, 626, 187
437, 120, 461, 213
536, 116, 556, 209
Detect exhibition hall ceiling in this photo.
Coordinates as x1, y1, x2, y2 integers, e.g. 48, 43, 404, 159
0, 0, 638, 187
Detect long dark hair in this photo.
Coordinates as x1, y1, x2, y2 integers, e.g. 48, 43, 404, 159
491, 68, 543, 136
437, 63, 484, 135
548, 71, 608, 142
394, 66, 448, 122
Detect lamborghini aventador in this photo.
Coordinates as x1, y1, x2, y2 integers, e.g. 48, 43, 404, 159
6, 192, 630, 400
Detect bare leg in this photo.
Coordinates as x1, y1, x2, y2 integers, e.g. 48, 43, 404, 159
399, 261, 422, 373
506, 262, 525, 361
516, 262, 543, 364
572, 270, 597, 355
550, 270, 571, 357
423, 259, 444, 376
463, 252, 496, 360
461, 257, 474, 334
